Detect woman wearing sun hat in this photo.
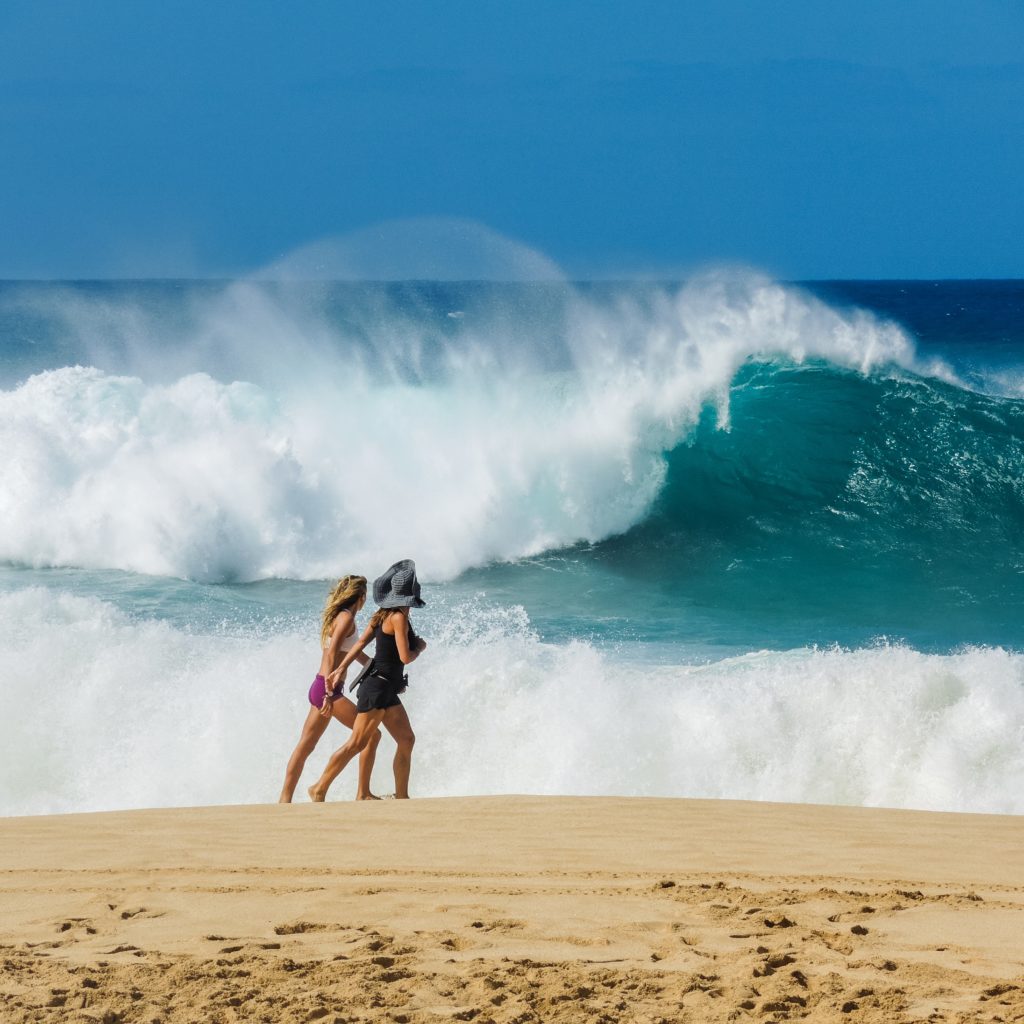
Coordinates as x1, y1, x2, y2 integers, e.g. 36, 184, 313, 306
308, 559, 427, 802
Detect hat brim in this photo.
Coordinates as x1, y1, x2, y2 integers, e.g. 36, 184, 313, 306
377, 595, 426, 609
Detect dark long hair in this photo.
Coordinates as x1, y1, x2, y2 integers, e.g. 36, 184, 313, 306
368, 606, 407, 632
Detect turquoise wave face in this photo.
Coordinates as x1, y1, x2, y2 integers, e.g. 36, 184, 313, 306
2, 277, 1023, 655
467, 362, 1024, 653
5, 359, 1017, 655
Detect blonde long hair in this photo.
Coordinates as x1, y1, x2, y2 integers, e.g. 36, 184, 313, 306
320, 575, 367, 646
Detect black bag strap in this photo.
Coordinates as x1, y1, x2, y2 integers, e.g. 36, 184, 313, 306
347, 656, 377, 693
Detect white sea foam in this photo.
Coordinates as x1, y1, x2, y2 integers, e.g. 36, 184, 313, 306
0, 272, 948, 582
2, 588, 1021, 816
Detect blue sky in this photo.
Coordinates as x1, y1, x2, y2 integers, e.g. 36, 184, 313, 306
2, 0, 1023, 279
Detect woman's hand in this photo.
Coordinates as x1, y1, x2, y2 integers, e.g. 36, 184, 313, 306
318, 693, 333, 718
327, 664, 347, 687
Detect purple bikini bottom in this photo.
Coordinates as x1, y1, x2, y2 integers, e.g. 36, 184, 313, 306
308, 674, 330, 708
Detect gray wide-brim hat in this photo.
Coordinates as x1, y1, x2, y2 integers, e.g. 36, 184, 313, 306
373, 559, 426, 608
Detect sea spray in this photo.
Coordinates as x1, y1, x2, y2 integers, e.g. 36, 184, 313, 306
0, 272, 949, 582
3, 273, 1024, 819
2, 588, 1022, 816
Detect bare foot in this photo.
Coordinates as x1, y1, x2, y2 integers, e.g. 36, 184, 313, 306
278, 794, 292, 804
307, 785, 326, 803
356, 793, 382, 801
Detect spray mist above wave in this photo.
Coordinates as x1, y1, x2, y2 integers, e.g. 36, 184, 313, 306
0, 222, 954, 582
0, 220, 566, 388
257, 217, 566, 283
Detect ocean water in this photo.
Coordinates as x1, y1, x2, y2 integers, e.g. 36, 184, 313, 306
1, 273, 1023, 815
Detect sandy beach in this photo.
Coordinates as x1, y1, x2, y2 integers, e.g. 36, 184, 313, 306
0, 796, 1022, 1023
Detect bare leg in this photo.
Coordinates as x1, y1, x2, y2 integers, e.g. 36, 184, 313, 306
308, 709, 387, 802
330, 697, 382, 800
279, 707, 331, 803
382, 703, 416, 799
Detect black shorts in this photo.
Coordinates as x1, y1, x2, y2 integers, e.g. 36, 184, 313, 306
356, 674, 404, 713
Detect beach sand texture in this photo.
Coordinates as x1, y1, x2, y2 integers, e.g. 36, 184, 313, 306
1, 796, 1022, 1023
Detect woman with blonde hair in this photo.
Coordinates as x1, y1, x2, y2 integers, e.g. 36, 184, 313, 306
308, 559, 426, 802
278, 574, 382, 802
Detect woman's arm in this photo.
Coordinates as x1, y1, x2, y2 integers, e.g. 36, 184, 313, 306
322, 610, 356, 673
326, 623, 375, 686
328, 611, 370, 669
407, 622, 427, 659
391, 609, 422, 665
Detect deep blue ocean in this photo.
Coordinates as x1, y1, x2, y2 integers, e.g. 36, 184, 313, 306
2, 274, 1022, 814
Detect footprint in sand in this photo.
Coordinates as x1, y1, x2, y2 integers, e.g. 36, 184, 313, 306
56, 918, 97, 935
273, 921, 331, 935
762, 996, 808, 1011
753, 952, 796, 978
468, 919, 526, 932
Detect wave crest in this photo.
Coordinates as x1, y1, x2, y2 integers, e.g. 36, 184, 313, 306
0, 272, 947, 582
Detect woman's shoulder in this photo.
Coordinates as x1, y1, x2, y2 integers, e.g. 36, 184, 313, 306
332, 607, 357, 636
380, 608, 408, 634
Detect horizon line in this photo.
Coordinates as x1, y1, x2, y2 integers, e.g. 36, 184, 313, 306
1, 276, 1023, 285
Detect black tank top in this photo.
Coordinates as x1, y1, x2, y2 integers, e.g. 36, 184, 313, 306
372, 621, 406, 683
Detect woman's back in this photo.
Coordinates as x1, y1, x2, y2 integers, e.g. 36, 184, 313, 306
372, 619, 405, 682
